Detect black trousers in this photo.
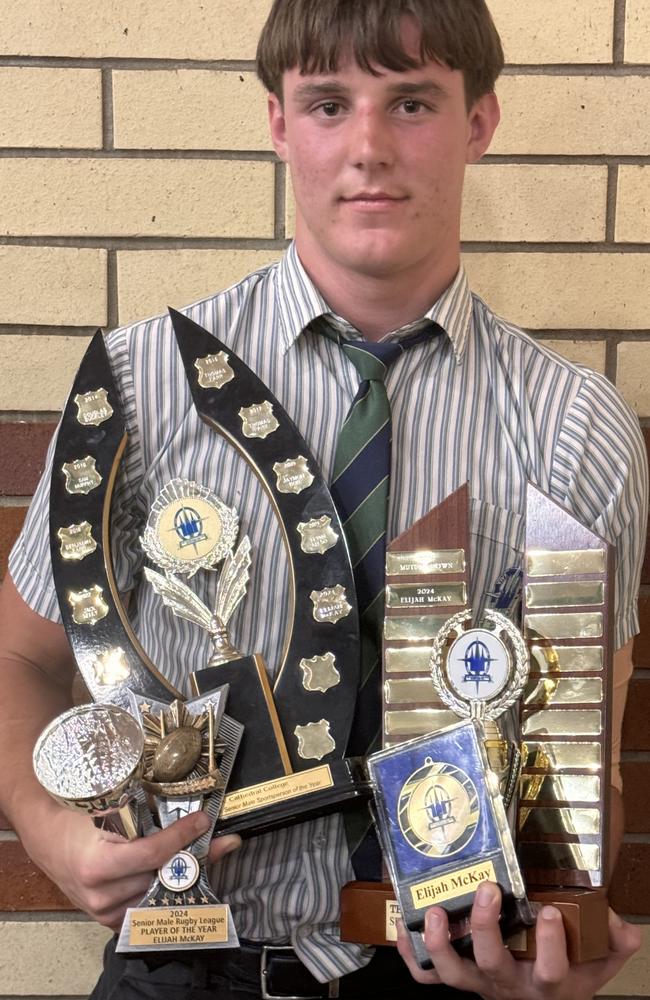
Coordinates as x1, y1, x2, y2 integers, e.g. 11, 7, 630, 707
90, 937, 481, 1000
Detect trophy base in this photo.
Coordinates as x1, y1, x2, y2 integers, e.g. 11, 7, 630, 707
340, 881, 609, 964
214, 757, 370, 838
116, 904, 239, 953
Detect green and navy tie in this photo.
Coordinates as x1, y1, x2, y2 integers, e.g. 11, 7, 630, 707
318, 320, 442, 878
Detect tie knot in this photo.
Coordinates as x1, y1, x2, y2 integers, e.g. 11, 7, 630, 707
340, 340, 403, 382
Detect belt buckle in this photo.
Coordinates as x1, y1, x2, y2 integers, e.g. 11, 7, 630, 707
260, 945, 339, 1000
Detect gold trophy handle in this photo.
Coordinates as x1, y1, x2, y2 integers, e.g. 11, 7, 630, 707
118, 803, 139, 841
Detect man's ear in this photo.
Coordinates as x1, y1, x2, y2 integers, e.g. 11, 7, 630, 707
268, 93, 289, 163
466, 92, 500, 164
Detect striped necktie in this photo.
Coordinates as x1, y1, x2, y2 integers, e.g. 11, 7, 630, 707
316, 319, 442, 877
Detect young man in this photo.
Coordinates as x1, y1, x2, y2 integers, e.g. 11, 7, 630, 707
0, 1, 646, 998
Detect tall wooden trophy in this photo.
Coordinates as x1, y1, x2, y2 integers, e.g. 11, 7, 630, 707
341, 483, 612, 963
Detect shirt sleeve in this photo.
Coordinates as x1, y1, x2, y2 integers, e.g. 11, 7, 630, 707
8, 325, 147, 623
551, 369, 648, 650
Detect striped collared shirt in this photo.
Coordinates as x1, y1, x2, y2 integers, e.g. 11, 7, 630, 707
11, 242, 647, 982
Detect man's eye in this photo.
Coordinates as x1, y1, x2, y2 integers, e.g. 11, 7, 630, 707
402, 99, 423, 114
319, 102, 341, 117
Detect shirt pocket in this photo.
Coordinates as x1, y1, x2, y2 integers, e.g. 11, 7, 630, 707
469, 498, 525, 617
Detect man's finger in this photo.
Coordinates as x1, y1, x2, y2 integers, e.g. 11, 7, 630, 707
531, 906, 570, 991
421, 907, 484, 994
598, 910, 643, 983
207, 834, 242, 864
395, 919, 442, 985
99, 812, 211, 880
469, 882, 517, 985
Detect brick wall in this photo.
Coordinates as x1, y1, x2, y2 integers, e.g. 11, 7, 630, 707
0, 1, 648, 996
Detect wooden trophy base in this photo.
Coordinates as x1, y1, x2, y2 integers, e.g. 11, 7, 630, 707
340, 881, 610, 964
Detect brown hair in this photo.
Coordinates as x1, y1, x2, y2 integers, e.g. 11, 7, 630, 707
256, 0, 504, 108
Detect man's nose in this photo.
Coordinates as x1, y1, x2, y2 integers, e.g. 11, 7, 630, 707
348, 110, 395, 169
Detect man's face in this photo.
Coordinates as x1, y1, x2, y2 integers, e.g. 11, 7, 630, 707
268, 31, 499, 286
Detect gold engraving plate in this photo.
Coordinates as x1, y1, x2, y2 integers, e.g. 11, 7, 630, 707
519, 842, 600, 873
310, 585, 352, 624
384, 678, 439, 705
195, 352, 235, 390
530, 645, 603, 674
527, 548, 606, 577
523, 741, 601, 771
519, 807, 601, 836
129, 906, 229, 947
294, 719, 335, 760
411, 860, 496, 910
385, 583, 467, 610
74, 388, 113, 427
300, 653, 340, 693
62, 456, 102, 495
239, 401, 279, 440
526, 581, 604, 610
385, 646, 433, 674
297, 516, 339, 555
67, 585, 109, 626
220, 765, 333, 819
273, 457, 314, 495
522, 709, 602, 737
385, 709, 458, 737
57, 521, 97, 561
525, 613, 603, 640
386, 900, 400, 943
520, 773, 600, 802
524, 677, 603, 706
384, 615, 448, 641
386, 549, 466, 576
92, 647, 130, 686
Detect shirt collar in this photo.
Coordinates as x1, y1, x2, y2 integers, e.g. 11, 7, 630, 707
276, 241, 472, 363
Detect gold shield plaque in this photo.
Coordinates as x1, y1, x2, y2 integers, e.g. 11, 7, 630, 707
273, 457, 315, 495
74, 388, 113, 427
194, 352, 235, 390
310, 585, 352, 624
294, 720, 336, 761
297, 516, 339, 555
62, 456, 102, 496
300, 653, 341, 693
68, 585, 110, 626
239, 402, 279, 440
57, 521, 97, 562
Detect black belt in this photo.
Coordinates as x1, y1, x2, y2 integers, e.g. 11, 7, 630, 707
140, 941, 338, 999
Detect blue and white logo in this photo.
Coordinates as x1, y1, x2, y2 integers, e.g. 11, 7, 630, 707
446, 628, 510, 703
173, 505, 208, 549
159, 850, 200, 893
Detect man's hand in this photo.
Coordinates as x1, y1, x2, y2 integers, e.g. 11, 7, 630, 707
25, 806, 241, 932
396, 882, 641, 1000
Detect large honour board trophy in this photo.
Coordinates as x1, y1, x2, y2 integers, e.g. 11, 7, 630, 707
37, 311, 370, 951
341, 484, 612, 964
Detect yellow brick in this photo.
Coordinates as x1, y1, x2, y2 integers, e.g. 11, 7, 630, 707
0, 158, 275, 238
0, 921, 110, 995
488, 0, 614, 64
541, 340, 607, 374
286, 166, 608, 243
616, 343, 650, 417
0, 0, 268, 59
493, 76, 650, 156
0, 335, 91, 411
462, 165, 607, 242
616, 166, 650, 243
113, 71, 270, 151
0, 247, 107, 326
463, 253, 650, 330
117, 249, 282, 325
626, 0, 650, 63
0, 68, 102, 149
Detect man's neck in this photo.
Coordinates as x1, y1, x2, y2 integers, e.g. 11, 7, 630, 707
295, 243, 460, 341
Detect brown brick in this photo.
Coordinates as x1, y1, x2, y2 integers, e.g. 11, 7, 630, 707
635, 597, 650, 670
0, 841, 74, 911
610, 842, 650, 915
623, 677, 650, 752
0, 422, 56, 497
622, 763, 650, 834
0, 507, 27, 581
